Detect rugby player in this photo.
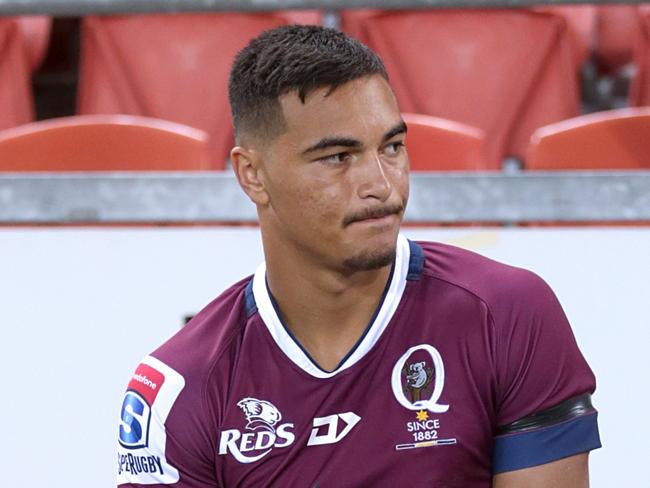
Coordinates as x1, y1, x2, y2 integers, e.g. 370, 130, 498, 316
117, 25, 600, 487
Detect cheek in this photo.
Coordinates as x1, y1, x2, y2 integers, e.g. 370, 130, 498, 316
298, 180, 346, 223
386, 162, 410, 200
274, 173, 346, 228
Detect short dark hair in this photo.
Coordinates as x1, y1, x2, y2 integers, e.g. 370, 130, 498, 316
228, 24, 388, 143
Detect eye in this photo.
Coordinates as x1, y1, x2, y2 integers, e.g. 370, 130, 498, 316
318, 152, 352, 165
383, 141, 405, 157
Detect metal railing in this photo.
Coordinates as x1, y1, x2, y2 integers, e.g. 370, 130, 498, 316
2, 171, 649, 224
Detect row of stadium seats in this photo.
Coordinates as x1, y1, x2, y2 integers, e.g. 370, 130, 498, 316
1, 7, 650, 169
343, 6, 650, 166
1, 108, 648, 171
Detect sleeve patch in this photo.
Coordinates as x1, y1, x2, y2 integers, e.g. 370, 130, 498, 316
492, 412, 601, 474
117, 355, 185, 485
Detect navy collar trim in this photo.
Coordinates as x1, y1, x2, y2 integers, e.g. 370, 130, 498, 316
244, 279, 257, 317
407, 240, 425, 281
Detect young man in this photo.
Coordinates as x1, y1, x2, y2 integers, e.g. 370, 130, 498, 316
117, 25, 600, 487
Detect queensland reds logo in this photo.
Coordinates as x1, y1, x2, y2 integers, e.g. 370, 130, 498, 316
237, 398, 282, 432
391, 344, 449, 413
218, 398, 296, 464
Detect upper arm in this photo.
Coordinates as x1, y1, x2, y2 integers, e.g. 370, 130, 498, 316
117, 355, 218, 487
490, 270, 601, 475
493, 452, 590, 488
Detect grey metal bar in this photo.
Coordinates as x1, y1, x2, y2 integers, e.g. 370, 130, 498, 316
0, 0, 646, 17
0, 172, 258, 223
1, 172, 649, 224
407, 172, 650, 223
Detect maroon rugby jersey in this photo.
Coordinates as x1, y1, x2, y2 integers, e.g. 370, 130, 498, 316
117, 235, 600, 487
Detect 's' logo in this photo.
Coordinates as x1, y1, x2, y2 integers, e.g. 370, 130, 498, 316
119, 363, 166, 449
218, 398, 295, 464
391, 344, 449, 413
119, 391, 151, 449
116, 356, 185, 485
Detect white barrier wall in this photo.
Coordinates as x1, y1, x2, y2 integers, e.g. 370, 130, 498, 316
0, 227, 648, 487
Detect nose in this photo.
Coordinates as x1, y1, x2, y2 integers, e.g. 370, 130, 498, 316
356, 152, 392, 202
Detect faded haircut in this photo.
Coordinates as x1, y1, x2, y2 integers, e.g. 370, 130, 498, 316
228, 24, 388, 143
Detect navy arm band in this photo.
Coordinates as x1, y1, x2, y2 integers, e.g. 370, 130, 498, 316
493, 394, 601, 474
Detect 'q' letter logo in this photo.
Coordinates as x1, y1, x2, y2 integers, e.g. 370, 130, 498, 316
391, 344, 449, 414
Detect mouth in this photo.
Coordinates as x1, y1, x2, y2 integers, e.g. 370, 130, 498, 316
344, 205, 403, 227
356, 213, 397, 225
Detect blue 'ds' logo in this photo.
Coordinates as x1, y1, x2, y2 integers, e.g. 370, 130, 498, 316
119, 391, 151, 449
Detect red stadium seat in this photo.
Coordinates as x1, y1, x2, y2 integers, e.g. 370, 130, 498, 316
16, 16, 52, 71
402, 113, 487, 171
0, 114, 211, 171
0, 18, 35, 132
77, 12, 321, 170
341, 9, 580, 168
595, 5, 642, 74
536, 5, 597, 67
526, 107, 650, 169
630, 6, 650, 106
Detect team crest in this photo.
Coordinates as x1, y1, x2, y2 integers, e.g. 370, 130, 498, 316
391, 344, 449, 413
391, 345, 456, 451
237, 398, 282, 432
219, 397, 296, 464
403, 361, 434, 403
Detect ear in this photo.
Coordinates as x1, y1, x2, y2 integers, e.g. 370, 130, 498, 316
231, 146, 270, 207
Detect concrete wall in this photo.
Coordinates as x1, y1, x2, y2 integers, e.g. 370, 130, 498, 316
1, 227, 647, 486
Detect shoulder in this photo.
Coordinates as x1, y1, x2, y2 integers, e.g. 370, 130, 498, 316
131, 274, 253, 431
415, 240, 557, 321
151, 274, 253, 380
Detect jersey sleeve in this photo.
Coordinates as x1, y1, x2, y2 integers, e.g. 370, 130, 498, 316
116, 355, 218, 487
490, 270, 601, 474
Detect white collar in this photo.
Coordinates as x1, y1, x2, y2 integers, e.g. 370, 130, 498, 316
252, 234, 411, 379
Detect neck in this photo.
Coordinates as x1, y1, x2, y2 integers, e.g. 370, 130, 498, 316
262, 233, 394, 372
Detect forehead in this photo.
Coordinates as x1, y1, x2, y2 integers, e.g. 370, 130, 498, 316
275, 75, 401, 149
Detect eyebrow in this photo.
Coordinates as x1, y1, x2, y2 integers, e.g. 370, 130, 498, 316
383, 121, 408, 142
302, 137, 361, 155
301, 121, 407, 156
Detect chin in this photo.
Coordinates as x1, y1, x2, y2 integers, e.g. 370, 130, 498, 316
342, 241, 397, 272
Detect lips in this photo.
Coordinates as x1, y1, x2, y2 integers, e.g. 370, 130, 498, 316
344, 205, 403, 226
358, 212, 395, 223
